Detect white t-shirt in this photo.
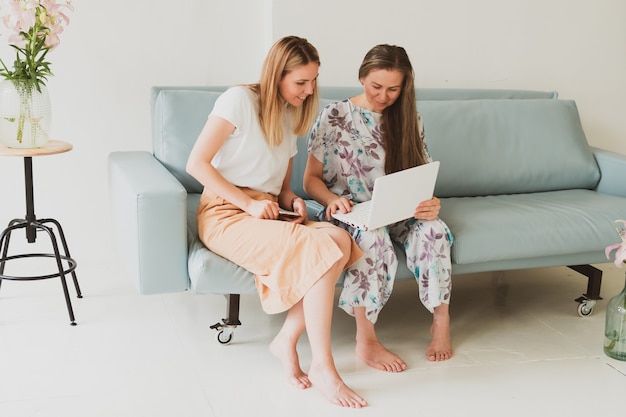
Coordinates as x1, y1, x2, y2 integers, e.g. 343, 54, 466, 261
209, 86, 298, 196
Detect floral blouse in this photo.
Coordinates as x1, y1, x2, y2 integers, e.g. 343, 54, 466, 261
308, 99, 430, 204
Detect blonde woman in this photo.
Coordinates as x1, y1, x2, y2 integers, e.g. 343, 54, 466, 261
186, 36, 367, 408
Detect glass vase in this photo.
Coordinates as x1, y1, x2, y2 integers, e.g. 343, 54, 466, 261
604, 272, 626, 360
0, 79, 51, 148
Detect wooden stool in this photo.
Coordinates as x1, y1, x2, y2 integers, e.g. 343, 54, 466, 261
0, 140, 81, 325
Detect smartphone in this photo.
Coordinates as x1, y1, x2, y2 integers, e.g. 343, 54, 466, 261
279, 209, 300, 217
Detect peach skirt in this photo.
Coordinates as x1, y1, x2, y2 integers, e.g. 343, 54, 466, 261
197, 188, 363, 314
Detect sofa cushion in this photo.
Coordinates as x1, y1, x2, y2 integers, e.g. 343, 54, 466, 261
440, 189, 626, 265
420, 99, 600, 197
186, 194, 257, 295
152, 89, 223, 194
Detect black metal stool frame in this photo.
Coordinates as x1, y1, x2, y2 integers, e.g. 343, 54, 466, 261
0, 155, 82, 325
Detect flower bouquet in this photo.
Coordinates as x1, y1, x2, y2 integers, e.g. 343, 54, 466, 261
0, 0, 73, 147
605, 220, 626, 267
604, 219, 626, 360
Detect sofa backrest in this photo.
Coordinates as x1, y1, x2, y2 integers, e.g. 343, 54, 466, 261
319, 86, 558, 101
151, 86, 591, 199
152, 88, 220, 194
420, 99, 600, 197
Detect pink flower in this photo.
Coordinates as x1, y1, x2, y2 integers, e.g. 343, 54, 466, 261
37, 0, 73, 48
605, 220, 626, 268
2, 0, 36, 33
1, 1, 73, 45
0, 0, 73, 90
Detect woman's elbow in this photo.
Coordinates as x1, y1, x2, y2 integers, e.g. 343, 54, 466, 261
185, 157, 199, 179
185, 160, 193, 176
302, 175, 313, 195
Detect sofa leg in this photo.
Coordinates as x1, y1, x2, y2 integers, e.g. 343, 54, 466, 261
224, 293, 242, 326
209, 294, 242, 345
567, 264, 603, 317
568, 264, 603, 300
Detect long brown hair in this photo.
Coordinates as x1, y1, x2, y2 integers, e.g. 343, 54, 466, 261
358, 44, 428, 174
248, 36, 320, 147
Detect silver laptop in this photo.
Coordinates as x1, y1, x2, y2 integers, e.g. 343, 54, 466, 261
331, 161, 440, 231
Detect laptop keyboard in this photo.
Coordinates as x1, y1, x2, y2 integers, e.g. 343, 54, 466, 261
331, 200, 372, 229
347, 203, 370, 225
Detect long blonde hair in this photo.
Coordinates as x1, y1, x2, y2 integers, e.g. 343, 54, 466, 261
358, 44, 428, 174
248, 36, 320, 147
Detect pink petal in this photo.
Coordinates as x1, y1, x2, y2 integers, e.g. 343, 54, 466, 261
606, 243, 620, 259
615, 246, 626, 268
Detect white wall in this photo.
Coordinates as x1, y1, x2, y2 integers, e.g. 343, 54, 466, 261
0, 0, 624, 266
272, 0, 626, 154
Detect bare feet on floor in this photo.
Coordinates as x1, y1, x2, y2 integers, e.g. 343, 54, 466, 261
427, 311, 452, 361
356, 339, 407, 372
308, 364, 368, 408
269, 334, 311, 389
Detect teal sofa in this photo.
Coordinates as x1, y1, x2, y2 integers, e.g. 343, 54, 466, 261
108, 86, 626, 343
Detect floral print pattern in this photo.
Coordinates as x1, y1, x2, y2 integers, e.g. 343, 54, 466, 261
308, 99, 453, 323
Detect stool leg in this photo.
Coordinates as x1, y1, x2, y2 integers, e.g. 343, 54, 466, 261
39, 223, 77, 326
39, 218, 81, 298
0, 228, 9, 291
0, 222, 21, 291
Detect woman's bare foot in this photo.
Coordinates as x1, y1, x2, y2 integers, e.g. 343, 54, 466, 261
426, 306, 452, 361
269, 334, 311, 389
356, 339, 407, 372
308, 364, 368, 408
354, 307, 407, 372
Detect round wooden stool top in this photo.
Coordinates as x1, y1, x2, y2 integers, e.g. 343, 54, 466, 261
0, 140, 72, 157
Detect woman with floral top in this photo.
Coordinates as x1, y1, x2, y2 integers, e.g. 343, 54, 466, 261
303, 44, 454, 371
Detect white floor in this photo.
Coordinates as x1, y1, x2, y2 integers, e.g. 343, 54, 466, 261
1, 255, 626, 417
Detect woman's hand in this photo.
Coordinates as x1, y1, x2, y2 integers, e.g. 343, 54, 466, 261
280, 197, 307, 224
248, 198, 308, 223
414, 197, 441, 220
245, 199, 283, 219
325, 196, 354, 221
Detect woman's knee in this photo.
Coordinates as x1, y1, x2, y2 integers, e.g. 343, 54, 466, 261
326, 227, 353, 260
415, 220, 450, 239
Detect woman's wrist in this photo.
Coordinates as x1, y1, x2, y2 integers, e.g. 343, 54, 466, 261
325, 194, 339, 207
291, 196, 302, 210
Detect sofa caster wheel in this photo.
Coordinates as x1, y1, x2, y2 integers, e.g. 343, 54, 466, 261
210, 318, 239, 345
577, 300, 595, 317
216, 328, 234, 345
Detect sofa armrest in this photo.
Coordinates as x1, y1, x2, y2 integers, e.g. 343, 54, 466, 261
592, 147, 626, 198
108, 151, 189, 294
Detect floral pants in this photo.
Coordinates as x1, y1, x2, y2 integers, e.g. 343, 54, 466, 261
337, 217, 454, 323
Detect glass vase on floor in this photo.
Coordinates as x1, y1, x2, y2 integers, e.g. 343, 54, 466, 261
0, 79, 51, 148
604, 271, 626, 360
